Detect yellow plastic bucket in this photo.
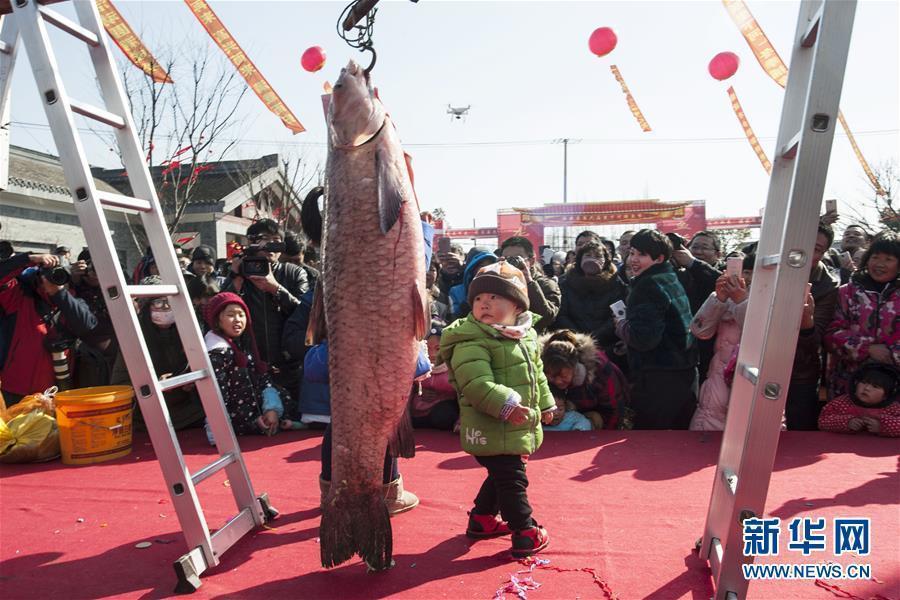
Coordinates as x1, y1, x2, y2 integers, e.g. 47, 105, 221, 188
55, 386, 134, 465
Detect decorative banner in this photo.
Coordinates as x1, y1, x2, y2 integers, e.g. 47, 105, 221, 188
97, 0, 173, 84
184, 0, 305, 134
609, 65, 652, 132
727, 85, 772, 174
722, 0, 884, 195
514, 200, 688, 226
838, 111, 886, 196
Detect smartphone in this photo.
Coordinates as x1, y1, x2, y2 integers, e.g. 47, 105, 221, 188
610, 300, 627, 321
726, 256, 743, 278
438, 237, 452, 253
825, 199, 837, 214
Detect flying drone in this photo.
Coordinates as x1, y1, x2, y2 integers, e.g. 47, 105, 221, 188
447, 104, 471, 121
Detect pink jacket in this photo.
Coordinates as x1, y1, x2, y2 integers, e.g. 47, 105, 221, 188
689, 293, 747, 431
411, 364, 457, 417
818, 394, 900, 437
825, 276, 900, 397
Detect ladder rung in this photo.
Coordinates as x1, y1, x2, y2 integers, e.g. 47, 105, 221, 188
128, 284, 179, 298
801, 6, 823, 48
70, 98, 125, 129
97, 191, 153, 212
0, 40, 11, 55
780, 133, 801, 160
721, 469, 738, 495
191, 452, 237, 486
759, 254, 780, 268
740, 364, 759, 384
38, 5, 100, 47
159, 369, 208, 393
709, 536, 724, 578
211, 507, 256, 559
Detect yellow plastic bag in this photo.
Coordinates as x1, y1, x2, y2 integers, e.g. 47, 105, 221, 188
0, 411, 61, 464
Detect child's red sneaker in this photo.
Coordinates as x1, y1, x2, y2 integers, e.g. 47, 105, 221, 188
466, 512, 512, 538
511, 524, 550, 557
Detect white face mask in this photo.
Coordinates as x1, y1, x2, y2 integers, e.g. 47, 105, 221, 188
150, 309, 176, 327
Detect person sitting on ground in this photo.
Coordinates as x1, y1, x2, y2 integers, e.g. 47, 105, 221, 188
540, 329, 630, 431
411, 320, 459, 432
440, 261, 555, 556
615, 229, 698, 430
203, 292, 285, 436
689, 258, 752, 431
825, 230, 900, 400
554, 241, 630, 373
499, 236, 561, 332
818, 363, 900, 437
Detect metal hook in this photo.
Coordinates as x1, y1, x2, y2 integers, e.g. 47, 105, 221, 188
362, 45, 377, 74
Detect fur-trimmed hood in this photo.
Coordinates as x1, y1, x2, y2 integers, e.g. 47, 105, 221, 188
539, 331, 601, 386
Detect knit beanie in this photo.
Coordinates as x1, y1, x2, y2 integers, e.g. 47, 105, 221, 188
467, 261, 529, 311
204, 292, 267, 375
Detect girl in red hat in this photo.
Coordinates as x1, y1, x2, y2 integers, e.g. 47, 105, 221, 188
204, 292, 284, 436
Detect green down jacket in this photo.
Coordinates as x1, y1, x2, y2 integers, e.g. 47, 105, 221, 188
440, 313, 555, 456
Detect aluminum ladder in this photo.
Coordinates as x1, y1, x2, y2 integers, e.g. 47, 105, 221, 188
0, 0, 276, 592
699, 1, 856, 598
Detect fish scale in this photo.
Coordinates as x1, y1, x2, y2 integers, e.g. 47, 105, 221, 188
318, 60, 425, 571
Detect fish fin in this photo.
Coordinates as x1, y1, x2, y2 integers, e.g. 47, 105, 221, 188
412, 284, 428, 341
320, 482, 393, 570
305, 280, 327, 346
389, 389, 416, 459
300, 186, 324, 247
376, 149, 405, 234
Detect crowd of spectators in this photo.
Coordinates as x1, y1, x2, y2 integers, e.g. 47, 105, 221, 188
2, 211, 898, 438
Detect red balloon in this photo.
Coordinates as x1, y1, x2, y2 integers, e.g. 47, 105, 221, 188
588, 27, 618, 58
301, 46, 327, 73
708, 51, 740, 81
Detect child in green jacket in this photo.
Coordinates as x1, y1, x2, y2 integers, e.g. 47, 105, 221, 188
440, 261, 556, 557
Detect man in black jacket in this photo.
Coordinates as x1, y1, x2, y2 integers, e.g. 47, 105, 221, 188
500, 236, 561, 331
224, 219, 310, 413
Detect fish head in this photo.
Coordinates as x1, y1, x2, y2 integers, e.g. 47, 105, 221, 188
329, 60, 385, 147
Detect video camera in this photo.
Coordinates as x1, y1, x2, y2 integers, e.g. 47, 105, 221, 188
41, 257, 72, 286
238, 240, 285, 277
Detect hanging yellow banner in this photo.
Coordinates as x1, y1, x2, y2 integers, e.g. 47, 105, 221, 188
97, 0, 172, 84
184, 0, 305, 134
609, 65, 651, 133
728, 86, 771, 175
838, 111, 886, 196
722, 0, 883, 194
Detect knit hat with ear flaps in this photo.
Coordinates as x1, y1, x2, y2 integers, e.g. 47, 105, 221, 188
467, 261, 530, 312
203, 292, 267, 375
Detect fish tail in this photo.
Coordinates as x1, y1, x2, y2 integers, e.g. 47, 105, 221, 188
320, 482, 393, 570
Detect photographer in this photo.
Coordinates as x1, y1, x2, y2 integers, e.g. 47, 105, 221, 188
70, 250, 119, 388
499, 236, 561, 332
0, 252, 97, 406
224, 219, 310, 411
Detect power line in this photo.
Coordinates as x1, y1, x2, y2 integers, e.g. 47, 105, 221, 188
8, 120, 898, 150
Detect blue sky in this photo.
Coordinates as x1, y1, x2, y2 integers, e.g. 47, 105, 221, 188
8, 0, 899, 233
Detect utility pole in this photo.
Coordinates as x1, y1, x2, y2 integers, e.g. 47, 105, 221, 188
555, 138, 581, 249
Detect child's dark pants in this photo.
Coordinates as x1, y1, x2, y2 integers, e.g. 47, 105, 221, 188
319, 424, 398, 484
472, 455, 533, 531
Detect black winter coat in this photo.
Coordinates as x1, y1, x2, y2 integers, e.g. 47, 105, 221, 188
555, 270, 629, 353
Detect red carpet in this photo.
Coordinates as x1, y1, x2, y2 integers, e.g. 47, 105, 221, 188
1, 429, 897, 599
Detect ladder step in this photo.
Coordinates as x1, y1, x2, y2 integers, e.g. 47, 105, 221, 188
0, 40, 11, 55
70, 98, 125, 129
128, 284, 179, 298
801, 6, 823, 48
97, 191, 153, 212
210, 507, 256, 559
709, 536, 724, 578
159, 369, 208, 393
191, 453, 237, 486
780, 132, 801, 160
38, 5, 100, 47
740, 364, 759, 384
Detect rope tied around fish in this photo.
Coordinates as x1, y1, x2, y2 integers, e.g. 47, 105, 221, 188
337, 0, 379, 74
